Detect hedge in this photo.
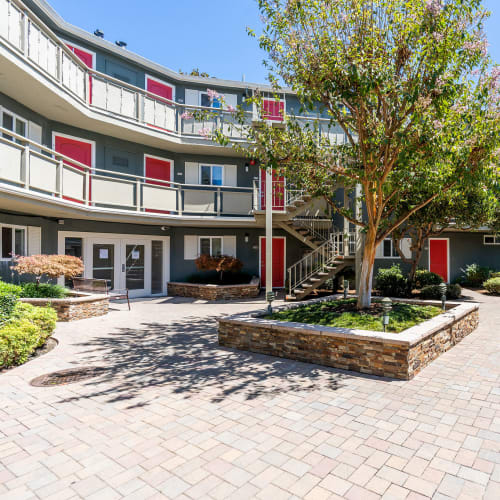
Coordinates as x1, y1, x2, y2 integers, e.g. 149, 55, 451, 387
484, 277, 500, 295
419, 284, 462, 300
0, 302, 57, 369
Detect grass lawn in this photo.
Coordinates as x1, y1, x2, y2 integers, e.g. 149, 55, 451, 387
266, 298, 442, 333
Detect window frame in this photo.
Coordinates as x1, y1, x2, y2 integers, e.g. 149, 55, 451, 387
484, 234, 500, 245
0, 223, 27, 261
198, 236, 223, 257
1, 106, 27, 142
199, 91, 221, 109
198, 164, 224, 186
380, 238, 401, 259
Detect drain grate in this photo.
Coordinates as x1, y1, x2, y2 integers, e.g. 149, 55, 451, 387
30, 367, 107, 387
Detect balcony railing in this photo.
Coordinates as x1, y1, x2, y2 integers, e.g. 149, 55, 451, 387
0, 0, 346, 145
0, 127, 255, 217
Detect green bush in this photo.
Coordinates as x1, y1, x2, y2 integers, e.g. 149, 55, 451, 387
0, 295, 17, 326
420, 284, 462, 300
375, 265, 409, 297
413, 269, 443, 288
460, 263, 491, 287
0, 302, 57, 368
20, 283, 68, 299
484, 277, 500, 295
491, 272, 500, 279
0, 281, 22, 298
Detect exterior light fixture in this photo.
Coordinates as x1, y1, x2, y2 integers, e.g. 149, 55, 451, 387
94, 29, 104, 38
115, 41, 127, 48
57, 219, 64, 225
343, 279, 349, 299
266, 291, 275, 314
244, 233, 249, 243
439, 282, 447, 311
381, 297, 392, 333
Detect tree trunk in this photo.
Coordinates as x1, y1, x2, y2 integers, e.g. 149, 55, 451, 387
357, 226, 377, 309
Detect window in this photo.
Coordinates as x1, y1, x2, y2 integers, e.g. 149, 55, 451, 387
199, 237, 222, 257
382, 238, 400, 258
484, 235, 500, 245
0, 224, 26, 260
112, 156, 129, 168
200, 165, 223, 186
1, 108, 27, 143
200, 92, 221, 109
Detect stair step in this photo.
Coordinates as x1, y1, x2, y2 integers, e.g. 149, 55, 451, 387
294, 288, 305, 294
309, 278, 321, 282
285, 295, 297, 301
302, 284, 313, 288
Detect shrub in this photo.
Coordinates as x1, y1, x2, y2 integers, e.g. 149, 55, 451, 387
413, 269, 443, 288
0, 281, 22, 298
484, 277, 500, 295
0, 295, 17, 326
460, 263, 491, 287
491, 272, 500, 279
0, 303, 57, 368
13, 254, 84, 284
195, 254, 244, 281
419, 284, 462, 300
375, 265, 409, 297
20, 283, 68, 299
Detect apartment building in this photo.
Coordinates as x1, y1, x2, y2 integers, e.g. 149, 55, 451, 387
0, 0, 497, 299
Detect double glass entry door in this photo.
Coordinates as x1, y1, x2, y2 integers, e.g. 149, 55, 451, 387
89, 238, 164, 297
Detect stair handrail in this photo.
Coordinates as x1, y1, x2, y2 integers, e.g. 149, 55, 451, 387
288, 232, 343, 296
291, 217, 334, 243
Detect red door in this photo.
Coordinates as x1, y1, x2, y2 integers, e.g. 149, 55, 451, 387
260, 237, 285, 288
260, 169, 285, 210
429, 239, 449, 282
66, 44, 94, 103
54, 135, 92, 203
146, 77, 173, 101
262, 99, 284, 121
145, 156, 171, 213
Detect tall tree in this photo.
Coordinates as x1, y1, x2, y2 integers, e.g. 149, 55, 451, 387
196, 0, 500, 308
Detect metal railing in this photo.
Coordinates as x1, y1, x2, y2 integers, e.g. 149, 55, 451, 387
287, 232, 356, 295
252, 178, 307, 211
0, 0, 347, 144
291, 217, 334, 242
0, 126, 254, 217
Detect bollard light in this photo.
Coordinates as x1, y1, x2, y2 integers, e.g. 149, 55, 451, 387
266, 291, 276, 314
439, 282, 447, 311
343, 279, 349, 299
381, 297, 392, 333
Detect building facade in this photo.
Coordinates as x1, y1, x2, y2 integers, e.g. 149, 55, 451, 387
0, 0, 497, 298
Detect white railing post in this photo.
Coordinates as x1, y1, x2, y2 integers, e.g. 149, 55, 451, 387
84, 169, 90, 205
22, 11, 29, 56
135, 179, 141, 211
177, 187, 183, 216
137, 93, 143, 124
217, 188, 221, 216
56, 158, 63, 197
21, 144, 29, 189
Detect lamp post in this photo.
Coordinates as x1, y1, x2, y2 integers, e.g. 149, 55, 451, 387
266, 291, 276, 314
343, 279, 349, 299
439, 282, 447, 311
381, 297, 392, 333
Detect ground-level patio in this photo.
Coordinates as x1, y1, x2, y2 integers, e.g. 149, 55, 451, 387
0, 291, 499, 499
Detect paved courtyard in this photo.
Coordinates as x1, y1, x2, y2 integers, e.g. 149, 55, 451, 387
0, 290, 499, 499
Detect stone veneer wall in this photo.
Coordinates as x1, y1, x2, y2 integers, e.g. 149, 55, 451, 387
20, 293, 109, 322
168, 278, 260, 301
218, 297, 479, 380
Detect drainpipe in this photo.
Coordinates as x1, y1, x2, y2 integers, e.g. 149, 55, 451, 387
265, 169, 273, 297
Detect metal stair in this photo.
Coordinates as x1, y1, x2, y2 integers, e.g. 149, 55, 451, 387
286, 233, 349, 301
278, 217, 334, 250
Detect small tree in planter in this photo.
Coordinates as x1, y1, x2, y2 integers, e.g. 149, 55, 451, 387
14, 255, 84, 286
195, 254, 244, 283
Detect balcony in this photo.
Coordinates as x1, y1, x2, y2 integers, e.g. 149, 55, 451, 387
0, 0, 346, 153
0, 126, 256, 222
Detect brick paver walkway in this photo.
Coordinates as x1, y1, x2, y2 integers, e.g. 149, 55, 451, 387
0, 290, 499, 499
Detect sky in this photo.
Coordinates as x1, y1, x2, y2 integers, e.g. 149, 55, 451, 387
48, 0, 500, 85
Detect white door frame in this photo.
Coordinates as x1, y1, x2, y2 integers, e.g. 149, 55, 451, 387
57, 231, 170, 296
258, 235, 286, 289
428, 237, 450, 283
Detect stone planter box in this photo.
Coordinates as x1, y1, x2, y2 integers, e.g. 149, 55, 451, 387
168, 277, 260, 301
20, 292, 109, 322
218, 296, 479, 380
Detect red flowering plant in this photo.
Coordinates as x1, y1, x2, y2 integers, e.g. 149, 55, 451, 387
195, 254, 243, 282
14, 255, 84, 286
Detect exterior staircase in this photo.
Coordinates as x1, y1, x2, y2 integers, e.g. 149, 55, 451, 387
278, 217, 334, 250
286, 233, 350, 301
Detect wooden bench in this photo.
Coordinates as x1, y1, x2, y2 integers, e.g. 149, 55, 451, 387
72, 278, 131, 310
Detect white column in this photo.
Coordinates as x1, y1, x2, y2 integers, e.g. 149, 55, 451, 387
343, 188, 349, 257
265, 169, 273, 296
